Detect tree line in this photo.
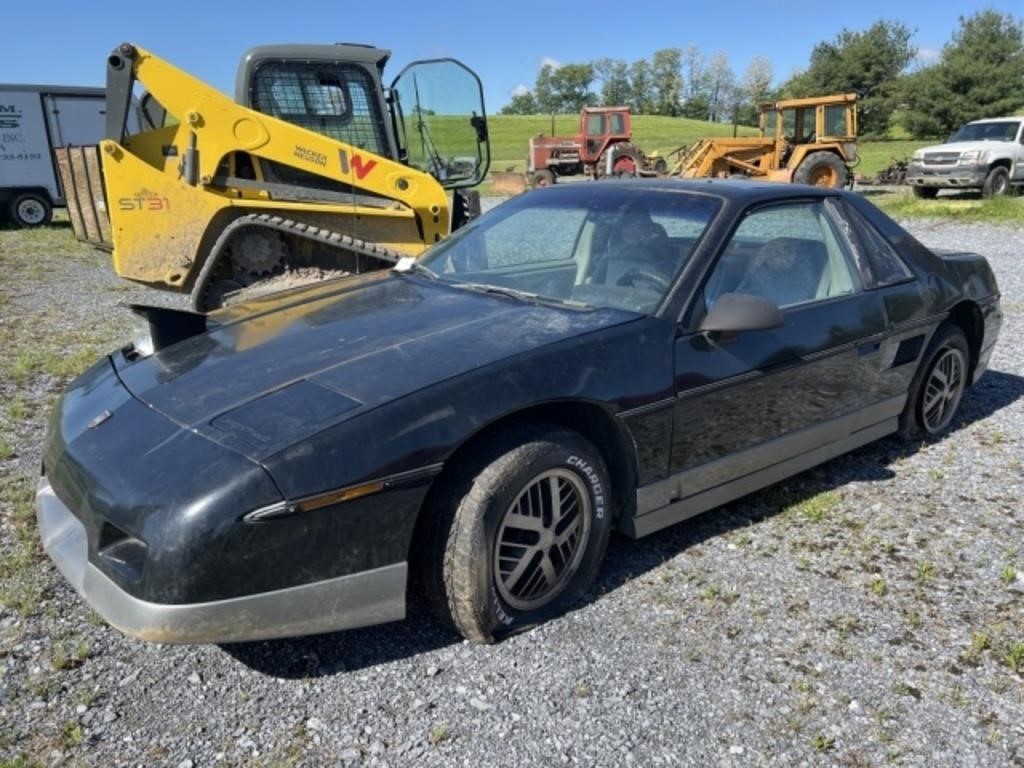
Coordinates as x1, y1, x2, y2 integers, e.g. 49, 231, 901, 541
501, 10, 1024, 139
502, 47, 773, 127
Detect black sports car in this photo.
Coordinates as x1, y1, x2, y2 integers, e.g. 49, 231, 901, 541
37, 180, 1002, 645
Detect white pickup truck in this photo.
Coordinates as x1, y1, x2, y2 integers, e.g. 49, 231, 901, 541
906, 117, 1024, 199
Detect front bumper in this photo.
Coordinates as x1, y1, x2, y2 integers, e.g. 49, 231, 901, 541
906, 165, 987, 188
36, 476, 406, 644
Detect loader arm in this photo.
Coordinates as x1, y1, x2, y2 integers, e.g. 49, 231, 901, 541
100, 44, 451, 289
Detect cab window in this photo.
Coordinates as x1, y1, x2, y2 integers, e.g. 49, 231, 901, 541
825, 105, 847, 136
585, 113, 605, 136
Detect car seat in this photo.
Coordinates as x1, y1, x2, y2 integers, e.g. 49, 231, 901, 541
734, 237, 828, 308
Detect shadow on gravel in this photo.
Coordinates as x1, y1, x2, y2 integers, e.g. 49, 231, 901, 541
0, 220, 73, 231
221, 371, 1024, 677
590, 368, 1024, 603
220, 599, 459, 678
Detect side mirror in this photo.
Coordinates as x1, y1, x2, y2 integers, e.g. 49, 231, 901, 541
700, 293, 783, 334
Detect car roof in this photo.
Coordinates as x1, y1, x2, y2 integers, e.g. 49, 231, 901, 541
532, 177, 845, 205
966, 117, 1022, 124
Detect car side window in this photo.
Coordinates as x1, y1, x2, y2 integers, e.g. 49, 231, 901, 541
704, 201, 860, 311
840, 202, 915, 287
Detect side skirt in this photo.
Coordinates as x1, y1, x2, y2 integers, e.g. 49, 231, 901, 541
623, 396, 903, 539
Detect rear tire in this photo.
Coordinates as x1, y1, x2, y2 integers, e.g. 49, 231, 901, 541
597, 144, 642, 179
423, 424, 612, 643
913, 186, 939, 200
898, 324, 969, 440
982, 166, 1010, 198
793, 152, 848, 188
8, 192, 52, 227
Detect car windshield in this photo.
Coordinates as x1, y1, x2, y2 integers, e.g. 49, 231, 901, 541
414, 185, 722, 314
948, 121, 1020, 143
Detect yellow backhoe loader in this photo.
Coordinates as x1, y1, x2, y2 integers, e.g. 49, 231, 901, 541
58, 42, 490, 310
671, 93, 858, 188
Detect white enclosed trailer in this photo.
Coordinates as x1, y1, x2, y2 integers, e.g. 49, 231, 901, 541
0, 84, 119, 227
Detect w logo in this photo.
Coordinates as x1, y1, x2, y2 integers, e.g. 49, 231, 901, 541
338, 149, 378, 180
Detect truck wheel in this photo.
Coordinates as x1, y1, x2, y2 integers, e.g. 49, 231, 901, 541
982, 167, 1010, 198
793, 152, 848, 188
8, 192, 52, 227
912, 186, 938, 200
531, 170, 555, 188
423, 424, 612, 643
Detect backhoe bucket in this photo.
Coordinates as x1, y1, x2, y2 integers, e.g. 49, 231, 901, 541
490, 171, 528, 196
54, 146, 112, 250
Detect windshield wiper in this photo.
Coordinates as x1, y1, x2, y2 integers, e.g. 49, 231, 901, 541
449, 282, 591, 309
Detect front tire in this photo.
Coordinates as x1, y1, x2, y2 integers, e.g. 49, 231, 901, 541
531, 169, 555, 188
898, 324, 969, 440
982, 166, 1010, 198
426, 425, 612, 643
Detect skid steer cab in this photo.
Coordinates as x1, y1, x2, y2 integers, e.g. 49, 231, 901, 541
58, 42, 490, 310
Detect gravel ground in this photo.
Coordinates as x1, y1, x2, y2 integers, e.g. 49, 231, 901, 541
1, 212, 1022, 767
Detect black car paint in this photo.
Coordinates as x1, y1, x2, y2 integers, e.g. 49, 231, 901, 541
41, 180, 1002, 610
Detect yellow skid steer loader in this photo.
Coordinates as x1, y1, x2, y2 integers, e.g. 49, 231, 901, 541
58, 42, 489, 310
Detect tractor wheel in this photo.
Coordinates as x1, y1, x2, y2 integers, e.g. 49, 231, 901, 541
531, 170, 555, 188
793, 152, 848, 189
652, 157, 668, 175
913, 186, 939, 200
596, 144, 642, 179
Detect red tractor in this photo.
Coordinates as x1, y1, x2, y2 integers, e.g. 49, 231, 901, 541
526, 106, 660, 186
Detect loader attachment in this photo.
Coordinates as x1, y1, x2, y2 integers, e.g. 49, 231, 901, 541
490, 171, 528, 195
54, 145, 111, 249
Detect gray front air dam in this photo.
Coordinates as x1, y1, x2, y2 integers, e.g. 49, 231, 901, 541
35, 477, 406, 644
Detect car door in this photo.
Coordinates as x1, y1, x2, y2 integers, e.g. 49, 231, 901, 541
643, 199, 890, 519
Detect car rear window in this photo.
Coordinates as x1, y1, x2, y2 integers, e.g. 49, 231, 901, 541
841, 202, 914, 287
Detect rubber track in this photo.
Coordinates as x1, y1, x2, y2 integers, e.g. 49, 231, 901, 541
191, 212, 410, 310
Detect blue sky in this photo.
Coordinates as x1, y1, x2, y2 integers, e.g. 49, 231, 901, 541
1, 1, 1019, 111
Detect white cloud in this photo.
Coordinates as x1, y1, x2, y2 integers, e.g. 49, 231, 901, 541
916, 46, 941, 64
511, 83, 530, 97
539, 56, 562, 71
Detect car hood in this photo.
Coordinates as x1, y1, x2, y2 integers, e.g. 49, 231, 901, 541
917, 140, 1012, 156
113, 273, 636, 458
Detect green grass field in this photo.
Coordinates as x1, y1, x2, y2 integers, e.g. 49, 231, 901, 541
870, 189, 1024, 223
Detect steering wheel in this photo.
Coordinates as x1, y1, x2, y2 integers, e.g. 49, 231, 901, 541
616, 268, 670, 293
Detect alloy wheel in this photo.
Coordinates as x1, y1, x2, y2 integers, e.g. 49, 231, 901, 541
493, 468, 591, 611
922, 347, 965, 433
